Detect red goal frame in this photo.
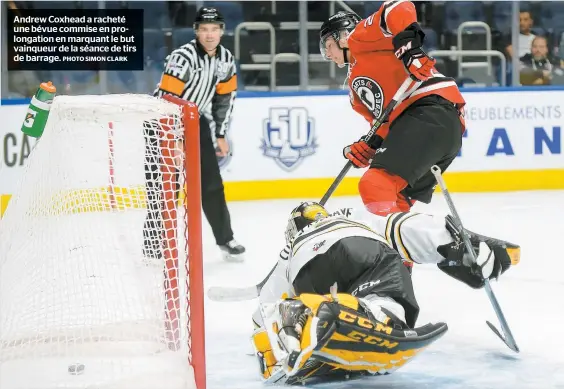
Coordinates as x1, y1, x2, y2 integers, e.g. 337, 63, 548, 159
106, 95, 206, 389
162, 94, 206, 389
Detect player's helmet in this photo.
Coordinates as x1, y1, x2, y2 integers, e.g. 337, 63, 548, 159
319, 11, 361, 60
193, 6, 225, 30
285, 202, 329, 244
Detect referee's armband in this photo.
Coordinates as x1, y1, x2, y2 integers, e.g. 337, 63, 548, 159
216, 74, 237, 95
159, 74, 185, 97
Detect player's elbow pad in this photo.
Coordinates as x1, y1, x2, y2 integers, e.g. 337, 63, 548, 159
392, 22, 425, 53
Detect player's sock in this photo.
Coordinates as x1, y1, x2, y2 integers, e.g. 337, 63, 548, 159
402, 260, 414, 274
358, 169, 409, 216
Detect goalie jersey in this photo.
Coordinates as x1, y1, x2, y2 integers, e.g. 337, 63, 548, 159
255, 208, 454, 319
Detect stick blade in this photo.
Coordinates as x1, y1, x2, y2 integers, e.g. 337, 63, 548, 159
486, 320, 520, 353
207, 285, 259, 302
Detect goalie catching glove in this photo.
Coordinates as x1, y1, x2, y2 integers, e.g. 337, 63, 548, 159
252, 292, 447, 385
437, 215, 520, 289
392, 23, 436, 82
343, 135, 383, 168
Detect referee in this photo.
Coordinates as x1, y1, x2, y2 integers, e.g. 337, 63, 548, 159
144, 7, 245, 261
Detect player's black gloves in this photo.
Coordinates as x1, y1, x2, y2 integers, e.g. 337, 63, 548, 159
392, 23, 436, 82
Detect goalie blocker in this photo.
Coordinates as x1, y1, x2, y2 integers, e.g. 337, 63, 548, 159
251, 202, 519, 384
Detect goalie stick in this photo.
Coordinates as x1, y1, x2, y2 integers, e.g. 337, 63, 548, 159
207, 77, 420, 303
430, 165, 519, 353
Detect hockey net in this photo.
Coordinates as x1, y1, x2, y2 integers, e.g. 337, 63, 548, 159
0, 94, 205, 389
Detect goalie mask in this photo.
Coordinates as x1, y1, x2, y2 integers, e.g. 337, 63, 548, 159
285, 202, 329, 244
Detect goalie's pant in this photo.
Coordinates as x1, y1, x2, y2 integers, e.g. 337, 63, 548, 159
292, 236, 419, 328
143, 117, 234, 258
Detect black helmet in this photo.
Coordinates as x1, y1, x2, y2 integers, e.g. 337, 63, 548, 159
285, 202, 329, 244
319, 11, 361, 60
194, 6, 225, 29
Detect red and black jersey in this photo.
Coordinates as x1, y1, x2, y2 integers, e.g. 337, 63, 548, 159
347, 0, 466, 138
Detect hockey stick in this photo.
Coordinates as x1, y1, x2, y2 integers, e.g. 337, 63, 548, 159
207, 78, 418, 303
319, 77, 418, 205
430, 165, 519, 353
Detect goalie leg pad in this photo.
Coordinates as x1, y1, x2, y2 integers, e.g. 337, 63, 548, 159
251, 327, 279, 380
287, 294, 447, 378
311, 302, 448, 375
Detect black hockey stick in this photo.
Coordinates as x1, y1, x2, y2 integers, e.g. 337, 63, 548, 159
207, 78, 418, 303
319, 77, 418, 205
430, 165, 519, 353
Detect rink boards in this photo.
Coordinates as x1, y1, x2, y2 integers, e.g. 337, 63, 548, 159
1, 87, 563, 216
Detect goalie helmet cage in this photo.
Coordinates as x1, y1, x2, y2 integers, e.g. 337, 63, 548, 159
0, 93, 206, 389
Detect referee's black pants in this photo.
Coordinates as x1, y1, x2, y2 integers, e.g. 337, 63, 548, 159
198, 116, 234, 246
143, 116, 234, 259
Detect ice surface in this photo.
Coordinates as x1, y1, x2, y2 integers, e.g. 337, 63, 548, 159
204, 191, 564, 389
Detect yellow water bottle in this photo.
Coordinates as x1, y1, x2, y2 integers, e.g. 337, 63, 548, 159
21, 81, 57, 139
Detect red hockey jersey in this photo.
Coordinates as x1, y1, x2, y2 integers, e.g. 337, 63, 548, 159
346, 0, 466, 138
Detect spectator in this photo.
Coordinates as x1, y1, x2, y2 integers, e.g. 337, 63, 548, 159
519, 36, 564, 85
505, 11, 536, 59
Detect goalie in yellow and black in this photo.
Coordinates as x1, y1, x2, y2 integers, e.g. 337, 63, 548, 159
251, 202, 520, 385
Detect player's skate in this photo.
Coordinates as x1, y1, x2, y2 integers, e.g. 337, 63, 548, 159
219, 239, 246, 262
437, 215, 520, 289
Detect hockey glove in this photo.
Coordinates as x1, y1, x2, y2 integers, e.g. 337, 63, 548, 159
343, 135, 383, 168
437, 215, 519, 289
393, 23, 436, 82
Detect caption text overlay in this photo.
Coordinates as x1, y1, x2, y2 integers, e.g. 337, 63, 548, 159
7, 9, 144, 71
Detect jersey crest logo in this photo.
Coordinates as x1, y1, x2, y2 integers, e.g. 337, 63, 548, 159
165, 52, 190, 79
351, 76, 385, 119
261, 107, 317, 171
216, 60, 230, 79
312, 240, 326, 252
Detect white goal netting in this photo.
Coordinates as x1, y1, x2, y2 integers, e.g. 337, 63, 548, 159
0, 94, 196, 389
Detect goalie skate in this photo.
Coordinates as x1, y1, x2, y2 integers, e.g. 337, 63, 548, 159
219, 239, 246, 262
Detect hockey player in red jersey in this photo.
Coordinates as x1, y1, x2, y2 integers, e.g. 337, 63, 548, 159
319, 2, 466, 217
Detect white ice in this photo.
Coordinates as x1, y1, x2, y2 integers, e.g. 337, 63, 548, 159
203, 190, 564, 389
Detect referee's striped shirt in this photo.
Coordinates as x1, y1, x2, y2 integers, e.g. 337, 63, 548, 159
154, 39, 237, 138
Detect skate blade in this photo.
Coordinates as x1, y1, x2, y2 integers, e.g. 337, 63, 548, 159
221, 252, 245, 263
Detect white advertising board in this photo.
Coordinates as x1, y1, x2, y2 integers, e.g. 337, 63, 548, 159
1, 89, 563, 197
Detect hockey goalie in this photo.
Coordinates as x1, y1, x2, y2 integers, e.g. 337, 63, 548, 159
251, 202, 520, 385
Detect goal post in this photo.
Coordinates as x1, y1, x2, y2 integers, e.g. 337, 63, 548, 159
0, 94, 206, 389
163, 94, 206, 389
